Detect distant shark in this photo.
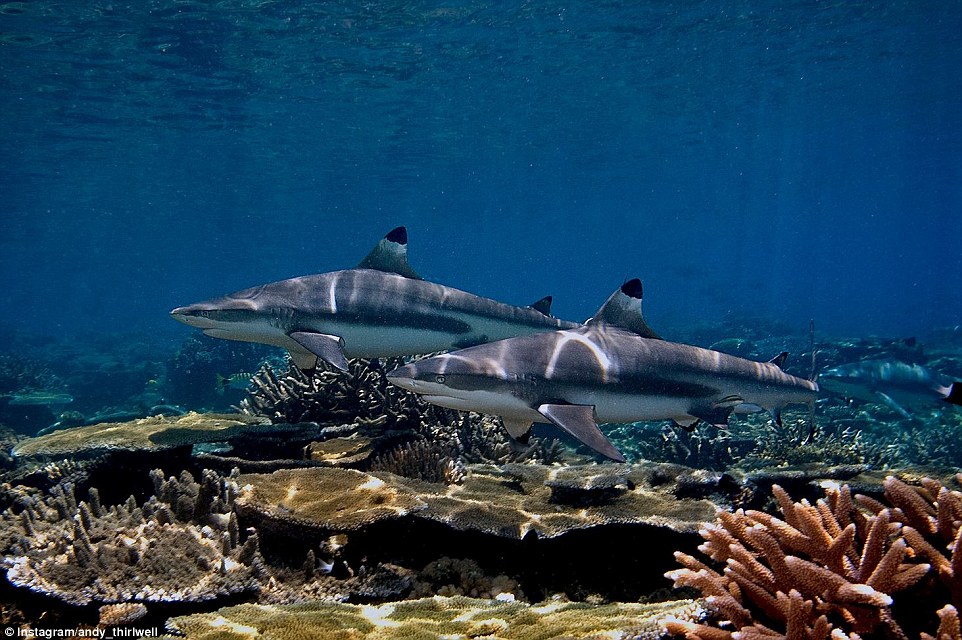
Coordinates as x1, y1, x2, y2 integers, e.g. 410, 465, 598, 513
387, 280, 817, 462
171, 227, 582, 371
819, 359, 962, 418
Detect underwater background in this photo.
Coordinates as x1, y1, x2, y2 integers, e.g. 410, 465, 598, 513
2, 1, 961, 343
2, 2, 962, 638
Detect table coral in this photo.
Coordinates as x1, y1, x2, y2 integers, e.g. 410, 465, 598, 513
11, 412, 270, 458
665, 475, 962, 639
234, 462, 718, 541
234, 467, 428, 533
165, 594, 707, 640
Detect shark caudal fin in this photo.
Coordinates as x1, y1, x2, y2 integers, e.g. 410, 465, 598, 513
586, 279, 660, 339
944, 382, 962, 406
356, 226, 423, 280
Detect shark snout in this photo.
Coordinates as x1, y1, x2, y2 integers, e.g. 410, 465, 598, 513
386, 365, 419, 391
170, 305, 216, 328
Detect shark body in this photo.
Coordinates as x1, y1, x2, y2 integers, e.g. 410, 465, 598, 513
819, 359, 962, 417
387, 280, 817, 462
170, 227, 578, 371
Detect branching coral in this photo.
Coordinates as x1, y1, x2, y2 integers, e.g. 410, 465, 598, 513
0, 469, 265, 605
238, 357, 566, 471
665, 476, 962, 639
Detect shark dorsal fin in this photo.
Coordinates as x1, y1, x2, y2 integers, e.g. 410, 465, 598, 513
356, 226, 422, 280
529, 295, 553, 317
769, 352, 789, 369
586, 279, 661, 339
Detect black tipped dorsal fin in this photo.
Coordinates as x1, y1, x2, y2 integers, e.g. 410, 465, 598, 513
356, 226, 422, 279
769, 352, 789, 369
586, 279, 661, 339
528, 295, 553, 317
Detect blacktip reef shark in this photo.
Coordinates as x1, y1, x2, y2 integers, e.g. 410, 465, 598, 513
387, 279, 817, 462
171, 227, 582, 372
819, 359, 962, 418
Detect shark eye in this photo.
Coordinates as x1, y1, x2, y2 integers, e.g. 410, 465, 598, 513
435, 375, 445, 384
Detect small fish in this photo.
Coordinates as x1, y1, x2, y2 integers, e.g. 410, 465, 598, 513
216, 372, 254, 394
4, 391, 74, 406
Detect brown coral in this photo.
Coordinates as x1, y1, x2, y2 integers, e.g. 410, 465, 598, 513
0, 469, 264, 605
665, 475, 962, 640
237, 357, 567, 471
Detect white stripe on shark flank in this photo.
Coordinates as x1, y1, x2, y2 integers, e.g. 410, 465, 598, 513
327, 272, 338, 314
546, 330, 611, 381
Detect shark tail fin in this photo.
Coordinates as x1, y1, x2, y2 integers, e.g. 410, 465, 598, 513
215, 373, 227, 395
944, 382, 962, 406
356, 226, 423, 279
587, 279, 660, 339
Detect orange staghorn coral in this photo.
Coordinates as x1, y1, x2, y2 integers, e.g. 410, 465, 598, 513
665, 475, 962, 640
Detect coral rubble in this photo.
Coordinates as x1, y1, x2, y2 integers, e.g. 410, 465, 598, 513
666, 475, 962, 639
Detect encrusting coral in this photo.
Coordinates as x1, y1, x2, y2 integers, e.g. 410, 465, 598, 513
665, 475, 962, 639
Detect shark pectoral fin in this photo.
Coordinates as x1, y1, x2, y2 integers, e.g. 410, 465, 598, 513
289, 332, 349, 372
502, 417, 533, 442
672, 417, 699, 432
528, 296, 553, 317
355, 226, 423, 280
289, 349, 319, 372
537, 403, 626, 462
586, 279, 661, 339
875, 391, 911, 418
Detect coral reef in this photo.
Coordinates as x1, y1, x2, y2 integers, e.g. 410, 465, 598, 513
411, 557, 522, 600
235, 463, 719, 541
237, 357, 568, 474
235, 467, 427, 534
166, 594, 707, 640
238, 357, 417, 427
0, 469, 264, 605
11, 412, 270, 458
665, 475, 962, 639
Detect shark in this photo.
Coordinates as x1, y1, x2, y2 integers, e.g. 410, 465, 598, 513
819, 359, 962, 418
386, 279, 818, 462
170, 227, 581, 371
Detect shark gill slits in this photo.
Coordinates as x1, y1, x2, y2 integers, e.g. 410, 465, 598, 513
386, 226, 408, 245
621, 279, 643, 299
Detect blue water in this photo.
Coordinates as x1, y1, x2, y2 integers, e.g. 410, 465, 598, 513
2, 1, 961, 341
